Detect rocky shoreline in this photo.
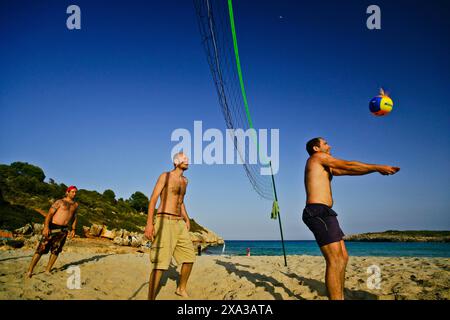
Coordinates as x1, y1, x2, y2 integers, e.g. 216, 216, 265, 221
344, 230, 450, 242
0, 221, 224, 251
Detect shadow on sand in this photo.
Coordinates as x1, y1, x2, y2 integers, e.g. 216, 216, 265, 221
281, 271, 378, 300
58, 254, 113, 271
0, 255, 33, 262
215, 260, 306, 300
128, 264, 179, 300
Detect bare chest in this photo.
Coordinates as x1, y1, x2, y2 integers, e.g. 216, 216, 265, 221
305, 163, 333, 184
165, 179, 186, 196
56, 201, 77, 215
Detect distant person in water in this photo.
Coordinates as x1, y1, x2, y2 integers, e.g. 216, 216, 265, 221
144, 152, 195, 300
302, 138, 399, 300
246, 248, 251, 256
27, 186, 79, 278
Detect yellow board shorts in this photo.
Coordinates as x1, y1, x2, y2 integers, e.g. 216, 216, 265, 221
150, 215, 196, 270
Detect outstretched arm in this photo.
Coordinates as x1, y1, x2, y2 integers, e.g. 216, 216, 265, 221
330, 167, 373, 176
315, 153, 400, 176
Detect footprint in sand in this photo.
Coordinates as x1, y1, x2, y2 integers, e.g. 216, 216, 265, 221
223, 290, 237, 300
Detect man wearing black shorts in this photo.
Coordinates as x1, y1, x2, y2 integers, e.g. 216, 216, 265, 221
303, 138, 400, 299
27, 186, 79, 278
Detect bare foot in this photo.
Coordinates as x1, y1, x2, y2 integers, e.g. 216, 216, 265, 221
45, 270, 52, 275
175, 288, 189, 298
26, 271, 33, 278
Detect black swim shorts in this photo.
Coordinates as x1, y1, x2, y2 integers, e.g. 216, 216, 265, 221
302, 203, 345, 247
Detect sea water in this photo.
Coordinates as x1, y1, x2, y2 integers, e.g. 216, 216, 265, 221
204, 240, 450, 257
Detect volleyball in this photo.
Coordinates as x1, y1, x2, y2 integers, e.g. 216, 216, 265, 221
369, 88, 393, 116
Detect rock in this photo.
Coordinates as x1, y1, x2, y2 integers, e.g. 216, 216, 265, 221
83, 226, 92, 238
14, 224, 33, 235
130, 236, 141, 247
188, 227, 223, 247
32, 223, 44, 235
1, 238, 25, 248
189, 232, 204, 243
101, 227, 116, 240
201, 230, 218, 243
116, 229, 124, 238
113, 237, 124, 245
113, 236, 132, 246
90, 224, 103, 237
79, 220, 223, 249
122, 230, 130, 239
122, 236, 131, 246
344, 231, 450, 242
24, 235, 41, 247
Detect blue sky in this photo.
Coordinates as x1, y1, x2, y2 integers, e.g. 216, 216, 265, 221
1, 0, 449, 240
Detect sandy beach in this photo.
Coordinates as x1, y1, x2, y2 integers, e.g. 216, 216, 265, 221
0, 238, 449, 300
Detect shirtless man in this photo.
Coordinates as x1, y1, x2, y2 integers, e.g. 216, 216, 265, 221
27, 186, 79, 278
144, 152, 195, 300
303, 138, 399, 300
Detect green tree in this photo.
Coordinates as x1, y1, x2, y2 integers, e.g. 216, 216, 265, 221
0, 164, 14, 180
0, 187, 4, 204
10, 175, 38, 194
128, 191, 149, 213
103, 189, 116, 203
10, 162, 45, 182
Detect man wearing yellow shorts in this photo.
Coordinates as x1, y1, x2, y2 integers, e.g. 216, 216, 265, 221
144, 152, 195, 299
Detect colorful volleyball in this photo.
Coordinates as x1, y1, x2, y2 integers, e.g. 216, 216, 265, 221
369, 94, 393, 116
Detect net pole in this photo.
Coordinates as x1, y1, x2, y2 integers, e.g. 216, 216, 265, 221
270, 161, 287, 267
227, 0, 288, 266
